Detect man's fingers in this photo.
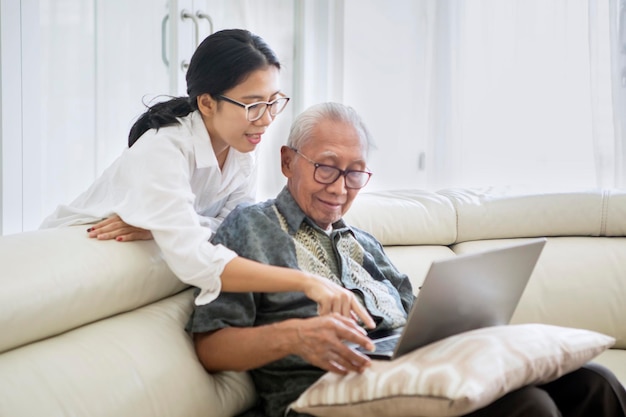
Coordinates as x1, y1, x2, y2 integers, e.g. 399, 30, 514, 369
325, 360, 348, 375
293, 315, 374, 375
326, 314, 374, 352
310, 344, 371, 375
341, 328, 375, 353
325, 344, 371, 374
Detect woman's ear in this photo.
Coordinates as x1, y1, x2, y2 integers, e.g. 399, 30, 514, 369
280, 146, 294, 177
197, 94, 217, 117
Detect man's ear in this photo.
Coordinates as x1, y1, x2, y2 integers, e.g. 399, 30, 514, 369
197, 94, 217, 117
280, 146, 294, 177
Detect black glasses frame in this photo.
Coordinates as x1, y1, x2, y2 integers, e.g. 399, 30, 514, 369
291, 148, 372, 189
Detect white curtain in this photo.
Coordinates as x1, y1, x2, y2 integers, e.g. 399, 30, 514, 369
589, 0, 625, 188
610, 0, 626, 187
423, 0, 625, 191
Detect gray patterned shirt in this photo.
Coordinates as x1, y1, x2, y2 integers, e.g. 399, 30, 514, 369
187, 187, 415, 417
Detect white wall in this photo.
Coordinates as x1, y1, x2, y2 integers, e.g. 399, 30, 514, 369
0, 0, 22, 235
342, 0, 430, 191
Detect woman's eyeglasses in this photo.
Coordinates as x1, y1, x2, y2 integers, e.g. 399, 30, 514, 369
218, 95, 290, 122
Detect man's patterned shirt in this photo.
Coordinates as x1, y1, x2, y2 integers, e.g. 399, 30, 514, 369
187, 187, 415, 417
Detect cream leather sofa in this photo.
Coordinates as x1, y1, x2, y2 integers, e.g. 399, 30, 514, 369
1, 187, 624, 417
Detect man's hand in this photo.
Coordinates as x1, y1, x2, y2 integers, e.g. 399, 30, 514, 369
302, 274, 376, 330
289, 314, 374, 375
87, 215, 153, 242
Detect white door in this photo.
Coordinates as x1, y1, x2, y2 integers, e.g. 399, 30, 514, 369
0, 0, 174, 234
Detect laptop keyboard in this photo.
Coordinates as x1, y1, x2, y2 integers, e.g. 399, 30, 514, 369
372, 335, 400, 353
352, 334, 400, 355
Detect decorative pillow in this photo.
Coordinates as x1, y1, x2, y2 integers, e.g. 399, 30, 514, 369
289, 323, 615, 417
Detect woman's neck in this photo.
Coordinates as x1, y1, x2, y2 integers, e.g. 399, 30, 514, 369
215, 146, 229, 170
200, 112, 229, 171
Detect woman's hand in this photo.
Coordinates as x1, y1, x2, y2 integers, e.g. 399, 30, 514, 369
87, 215, 153, 242
303, 274, 376, 329
219, 258, 376, 329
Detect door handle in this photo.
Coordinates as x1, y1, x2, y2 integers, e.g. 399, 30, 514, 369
180, 9, 200, 71
161, 14, 169, 67
181, 9, 200, 47
196, 10, 214, 35
618, 1, 626, 89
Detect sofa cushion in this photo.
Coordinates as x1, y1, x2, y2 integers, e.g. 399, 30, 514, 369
383, 245, 456, 292
345, 190, 457, 246
290, 324, 614, 417
440, 188, 626, 242
452, 237, 626, 349
0, 226, 186, 353
0, 289, 256, 417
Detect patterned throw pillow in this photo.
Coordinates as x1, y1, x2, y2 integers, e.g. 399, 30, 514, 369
289, 323, 615, 417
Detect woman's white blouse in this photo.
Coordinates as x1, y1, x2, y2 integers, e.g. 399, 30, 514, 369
40, 111, 257, 305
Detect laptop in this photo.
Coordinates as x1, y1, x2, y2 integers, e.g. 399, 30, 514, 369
353, 238, 546, 360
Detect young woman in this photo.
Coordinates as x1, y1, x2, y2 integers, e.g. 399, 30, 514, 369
41, 29, 374, 328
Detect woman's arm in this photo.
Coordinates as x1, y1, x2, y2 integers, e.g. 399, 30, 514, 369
221, 257, 375, 329
84, 219, 375, 327
86, 154, 255, 242
86, 212, 216, 242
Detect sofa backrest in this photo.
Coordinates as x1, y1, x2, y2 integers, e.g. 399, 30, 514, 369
346, 187, 626, 350
345, 187, 626, 245
2, 187, 624, 352
0, 227, 186, 354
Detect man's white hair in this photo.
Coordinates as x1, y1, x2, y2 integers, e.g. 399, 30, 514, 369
286, 102, 374, 156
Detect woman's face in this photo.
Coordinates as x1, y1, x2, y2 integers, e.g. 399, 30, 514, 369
200, 65, 283, 157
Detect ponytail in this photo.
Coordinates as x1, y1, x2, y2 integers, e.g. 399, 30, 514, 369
128, 97, 193, 147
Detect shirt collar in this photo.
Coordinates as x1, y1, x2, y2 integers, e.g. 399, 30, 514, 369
275, 187, 352, 236
189, 110, 216, 169
188, 110, 255, 176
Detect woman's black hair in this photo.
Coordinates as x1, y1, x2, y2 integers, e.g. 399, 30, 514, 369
128, 29, 281, 147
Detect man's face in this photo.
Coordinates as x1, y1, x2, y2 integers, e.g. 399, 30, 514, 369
281, 119, 368, 230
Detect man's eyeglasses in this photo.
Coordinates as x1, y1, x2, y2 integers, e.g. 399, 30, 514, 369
291, 148, 372, 189
218, 95, 290, 122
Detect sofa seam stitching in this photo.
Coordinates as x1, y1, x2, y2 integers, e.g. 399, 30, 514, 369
600, 189, 609, 236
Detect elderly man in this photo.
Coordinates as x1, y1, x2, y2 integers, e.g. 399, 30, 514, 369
187, 102, 626, 417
